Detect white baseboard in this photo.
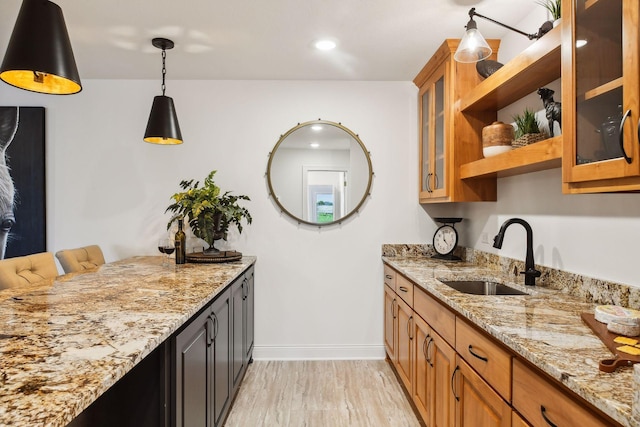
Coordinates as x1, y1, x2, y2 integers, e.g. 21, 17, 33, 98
252, 344, 386, 360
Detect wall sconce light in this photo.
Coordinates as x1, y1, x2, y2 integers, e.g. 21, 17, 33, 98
0, 0, 82, 95
454, 8, 552, 63
143, 38, 183, 145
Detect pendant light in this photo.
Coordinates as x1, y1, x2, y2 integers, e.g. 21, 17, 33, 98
0, 0, 82, 95
144, 38, 183, 145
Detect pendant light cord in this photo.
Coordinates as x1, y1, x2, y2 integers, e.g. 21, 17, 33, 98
161, 48, 167, 96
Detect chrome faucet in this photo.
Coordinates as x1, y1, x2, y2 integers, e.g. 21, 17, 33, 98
493, 218, 541, 286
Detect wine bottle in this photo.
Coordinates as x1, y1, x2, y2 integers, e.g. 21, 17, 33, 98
175, 217, 186, 264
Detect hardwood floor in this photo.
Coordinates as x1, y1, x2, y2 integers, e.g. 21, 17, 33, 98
224, 360, 422, 427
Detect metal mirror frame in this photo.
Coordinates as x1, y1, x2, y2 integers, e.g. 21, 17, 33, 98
266, 120, 374, 227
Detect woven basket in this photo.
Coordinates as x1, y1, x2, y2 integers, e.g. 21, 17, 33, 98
512, 132, 547, 148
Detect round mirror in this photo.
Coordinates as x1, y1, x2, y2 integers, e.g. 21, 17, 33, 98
267, 120, 373, 226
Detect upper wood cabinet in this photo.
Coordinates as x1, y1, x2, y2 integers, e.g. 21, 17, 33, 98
562, 0, 640, 192
415, 39, 500, 203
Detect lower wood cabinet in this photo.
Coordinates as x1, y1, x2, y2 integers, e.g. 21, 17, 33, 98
384, 284, 397, 361
453, 357, 511, 427
396, 295, 414, 391
174, 266, 254, 427
382, 263, 621, 427
512, 358, 613, 427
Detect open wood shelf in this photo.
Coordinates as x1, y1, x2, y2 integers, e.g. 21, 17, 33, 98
459, 136, 562, 179
457, 24, 562, 112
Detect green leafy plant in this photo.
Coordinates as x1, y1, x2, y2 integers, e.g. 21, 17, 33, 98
513, 108, 542, 139
166, 170, 252, 248
537, 0, 561, 20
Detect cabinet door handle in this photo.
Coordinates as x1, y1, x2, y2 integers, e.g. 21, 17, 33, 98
212, 313, 219, 341
426, 173, 432, 193
468, 345, 488, 362
451, 366, 460, 402
426, 337, 434, 367
391, 298, 397, 320
407, 316, 413, 340
619, 109, 633, 164
433, 173, 439, 190
540, 406, 558, 427
422, 334, 430, 360
206, 315, 215, 346
398, 286, 408, 293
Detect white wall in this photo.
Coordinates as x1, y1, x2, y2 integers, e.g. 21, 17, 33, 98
0, 79, 434, 359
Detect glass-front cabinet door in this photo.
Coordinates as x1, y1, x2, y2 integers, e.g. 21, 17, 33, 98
562, 0, 640, 192
419, 62, 447, 201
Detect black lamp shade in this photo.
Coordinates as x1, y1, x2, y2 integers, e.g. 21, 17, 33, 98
0, 0, 82, 95
144, 95, 183, 145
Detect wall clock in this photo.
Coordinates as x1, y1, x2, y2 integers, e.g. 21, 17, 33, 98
432, 217, 462, 261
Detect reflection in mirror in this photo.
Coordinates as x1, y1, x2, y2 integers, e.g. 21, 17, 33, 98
267, 120, 373, 226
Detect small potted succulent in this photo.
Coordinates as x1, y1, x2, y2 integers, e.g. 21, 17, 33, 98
512, 108, 547, 147
166, 170, 252, 253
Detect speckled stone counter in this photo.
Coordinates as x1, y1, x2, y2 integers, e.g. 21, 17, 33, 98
382, 254, 636, 427
0, 255, 256, 427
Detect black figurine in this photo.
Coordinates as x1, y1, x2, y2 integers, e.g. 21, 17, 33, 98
537, 87, 561, 137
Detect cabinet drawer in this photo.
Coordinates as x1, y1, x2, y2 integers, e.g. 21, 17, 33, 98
513, 359, 614, 427
396, 274, 414, 306
414, 286, 455, 346
456, 318, 511, 401
384, 265, 396, 291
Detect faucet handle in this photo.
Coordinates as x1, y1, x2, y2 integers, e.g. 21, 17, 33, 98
520, 268, 541, 286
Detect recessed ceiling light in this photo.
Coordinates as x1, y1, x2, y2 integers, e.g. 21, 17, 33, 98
314, 40, 336, 51
576, 39, 587, 48
310, 142, 320, 148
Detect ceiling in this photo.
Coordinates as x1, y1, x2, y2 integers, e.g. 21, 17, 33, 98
0, 0, 537, 82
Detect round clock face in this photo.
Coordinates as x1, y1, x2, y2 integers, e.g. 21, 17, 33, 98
433, 225, 458, 255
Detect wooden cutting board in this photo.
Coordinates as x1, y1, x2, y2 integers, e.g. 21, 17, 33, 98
581, 312, 640, 372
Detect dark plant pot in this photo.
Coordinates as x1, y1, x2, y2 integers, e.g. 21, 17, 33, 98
203, 213, 224, 254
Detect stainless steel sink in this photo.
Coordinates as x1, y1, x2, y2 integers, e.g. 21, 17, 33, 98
438, 280, 528, 296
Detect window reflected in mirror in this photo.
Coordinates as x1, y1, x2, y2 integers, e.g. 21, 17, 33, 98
266, 120, 373, 226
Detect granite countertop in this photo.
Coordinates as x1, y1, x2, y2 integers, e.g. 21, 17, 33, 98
0, 255, 256, 427
383, 255, 636, 427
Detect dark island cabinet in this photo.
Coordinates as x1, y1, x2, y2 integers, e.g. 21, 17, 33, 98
174, 265, 254, 427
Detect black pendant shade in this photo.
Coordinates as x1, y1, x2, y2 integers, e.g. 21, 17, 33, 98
144, 95, 183, 145
143, 37, 183, 145
0, 0, 82, 95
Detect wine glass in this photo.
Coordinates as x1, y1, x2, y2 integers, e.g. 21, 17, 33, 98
158, 238, 173, 266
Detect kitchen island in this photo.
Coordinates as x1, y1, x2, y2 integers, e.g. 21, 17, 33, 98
0, 255, 256, 426
383, 252, 638, 426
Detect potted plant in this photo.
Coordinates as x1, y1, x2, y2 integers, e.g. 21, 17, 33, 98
512, 108, 546, 147
166, 170, 252, 253
537, 0, 561, 23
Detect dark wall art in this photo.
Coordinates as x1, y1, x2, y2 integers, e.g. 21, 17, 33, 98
0, 107, 45, 259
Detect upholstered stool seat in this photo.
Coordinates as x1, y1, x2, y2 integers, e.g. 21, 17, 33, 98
55, 245, 105, 274
0, 252, 59, 289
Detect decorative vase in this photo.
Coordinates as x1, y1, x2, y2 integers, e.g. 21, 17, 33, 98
482, 121, 514, 157
203, 212, 225, 255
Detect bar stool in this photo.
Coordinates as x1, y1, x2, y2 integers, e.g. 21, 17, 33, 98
55, 245, 105, 274
0, 252, 59, 289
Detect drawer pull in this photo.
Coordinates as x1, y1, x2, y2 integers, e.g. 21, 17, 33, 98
399, 286, 409, 293
385, 274, 393, 280
540, 406, 558, 427
451, 366, 460, 402
468, 345, 488, 362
